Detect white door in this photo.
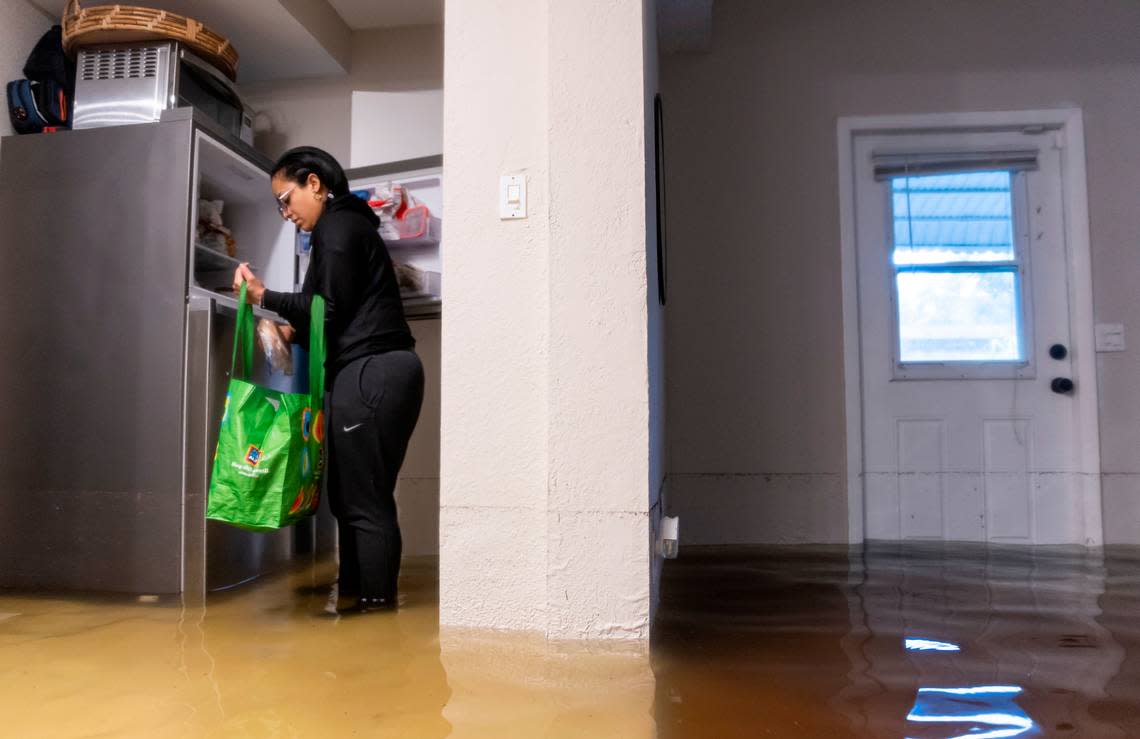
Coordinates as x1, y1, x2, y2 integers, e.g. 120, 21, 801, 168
853, 128, 1098, 544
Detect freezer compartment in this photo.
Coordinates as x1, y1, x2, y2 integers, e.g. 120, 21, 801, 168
192, 131, 294, 295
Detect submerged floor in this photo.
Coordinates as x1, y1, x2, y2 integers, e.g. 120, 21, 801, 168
4, 545, 1140, 737
654, 544, 1140, 738
0, 557, 654, 738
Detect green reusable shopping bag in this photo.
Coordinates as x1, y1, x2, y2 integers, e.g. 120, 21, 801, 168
206, 283, 326, 531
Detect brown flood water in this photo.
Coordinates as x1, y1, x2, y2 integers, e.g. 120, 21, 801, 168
4, 544, 1140, 737
654, 544, 1140, 738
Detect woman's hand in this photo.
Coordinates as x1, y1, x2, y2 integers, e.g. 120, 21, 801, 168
278, 324, 296, 344
232, 262, 266, 305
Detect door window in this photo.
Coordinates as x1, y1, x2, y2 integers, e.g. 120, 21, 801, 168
889, 170, 1032, 376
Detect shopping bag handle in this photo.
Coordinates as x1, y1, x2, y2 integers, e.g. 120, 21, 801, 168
230, 281, 256, 380
308, 293, 326, 404
229, 281, 327, 405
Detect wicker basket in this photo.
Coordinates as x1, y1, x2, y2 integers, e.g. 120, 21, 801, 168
62, 0, 239, 81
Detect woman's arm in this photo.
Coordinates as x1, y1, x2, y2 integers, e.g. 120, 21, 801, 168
233, 263, 311, 345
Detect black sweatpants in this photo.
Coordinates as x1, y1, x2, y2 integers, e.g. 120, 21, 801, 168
325, 350, 424, 600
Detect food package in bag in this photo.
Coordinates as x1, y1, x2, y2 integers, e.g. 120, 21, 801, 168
257, 319, 294, 375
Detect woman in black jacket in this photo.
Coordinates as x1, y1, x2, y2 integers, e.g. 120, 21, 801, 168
234, 146, 424, 613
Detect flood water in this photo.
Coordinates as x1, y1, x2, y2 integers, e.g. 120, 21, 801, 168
654, 544, 1140, 738
4, 544, 1140, 737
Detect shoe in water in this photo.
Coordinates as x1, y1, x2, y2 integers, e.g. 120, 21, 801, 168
353, 596, 396, 614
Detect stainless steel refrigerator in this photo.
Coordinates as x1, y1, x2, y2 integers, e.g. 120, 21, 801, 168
0, 109, 334, 599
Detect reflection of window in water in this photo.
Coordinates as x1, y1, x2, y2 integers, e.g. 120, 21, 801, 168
905, 638, 961, 652
906, 686, 1036, 739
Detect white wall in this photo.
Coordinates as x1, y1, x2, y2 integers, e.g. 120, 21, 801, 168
350, 90, 443, 167
244, 77, 353, 163
243, 24, 444, 556
243, 24, 444, 163
644, 0, 666, 624
441, 0, 656, 640
440, 0, 551, 633
545, 0, 654, 639
0, 0, 52, 142
662, 0, 1140, 545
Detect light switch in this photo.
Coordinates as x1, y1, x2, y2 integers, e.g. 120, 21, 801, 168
1095, 323, 1126, 352
500, 174, 526, 219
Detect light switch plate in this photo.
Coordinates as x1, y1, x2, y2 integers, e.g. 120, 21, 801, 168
500, 174, 526, 219
1095, 323, 1126, 352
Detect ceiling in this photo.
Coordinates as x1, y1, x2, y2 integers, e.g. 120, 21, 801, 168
31, 0, 703, 83
327, 0, 443, 30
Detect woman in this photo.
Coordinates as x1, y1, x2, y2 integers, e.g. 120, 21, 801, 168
234, 146, 423, 613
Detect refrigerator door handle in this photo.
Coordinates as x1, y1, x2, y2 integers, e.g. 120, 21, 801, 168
182, 295, 215, 604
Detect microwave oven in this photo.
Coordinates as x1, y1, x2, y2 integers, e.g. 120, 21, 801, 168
72, 41, 254, 145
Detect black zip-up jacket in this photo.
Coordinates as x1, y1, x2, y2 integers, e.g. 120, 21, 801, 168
262, 193, 414, 388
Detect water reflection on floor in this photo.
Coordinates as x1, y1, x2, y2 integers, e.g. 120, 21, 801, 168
0, 557, 653, 738
653, 544, 1140, 738
5, 545, 1140, 737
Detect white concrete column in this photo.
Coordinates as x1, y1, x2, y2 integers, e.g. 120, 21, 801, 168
441, 0, 663, 640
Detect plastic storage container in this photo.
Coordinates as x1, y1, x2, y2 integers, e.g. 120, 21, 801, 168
391, 205, 441, 247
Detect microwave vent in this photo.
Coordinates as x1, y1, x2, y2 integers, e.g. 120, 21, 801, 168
80, 47, 162, 82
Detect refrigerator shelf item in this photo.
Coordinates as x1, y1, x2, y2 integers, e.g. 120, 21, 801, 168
394, 262, 441, 299
395, 204, 429, 238
194, 242, 251, 273
386, 211, 441, 249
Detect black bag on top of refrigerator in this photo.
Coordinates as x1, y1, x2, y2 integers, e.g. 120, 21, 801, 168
7, 25, 74, 135
23, 26, 75, 93
7, 79, 69, 134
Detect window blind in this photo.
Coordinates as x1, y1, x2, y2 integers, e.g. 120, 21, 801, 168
873, 150, 1038, 181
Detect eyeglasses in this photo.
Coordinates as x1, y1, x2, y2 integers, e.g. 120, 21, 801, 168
275, 186, 297, 218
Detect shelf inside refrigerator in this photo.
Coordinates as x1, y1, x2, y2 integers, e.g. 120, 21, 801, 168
403, 295, 442, 319
194, 242, 251, 273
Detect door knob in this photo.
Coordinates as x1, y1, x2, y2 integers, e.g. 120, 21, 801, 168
1051, 377, 1075, 394
1049, 344, 1068, 360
